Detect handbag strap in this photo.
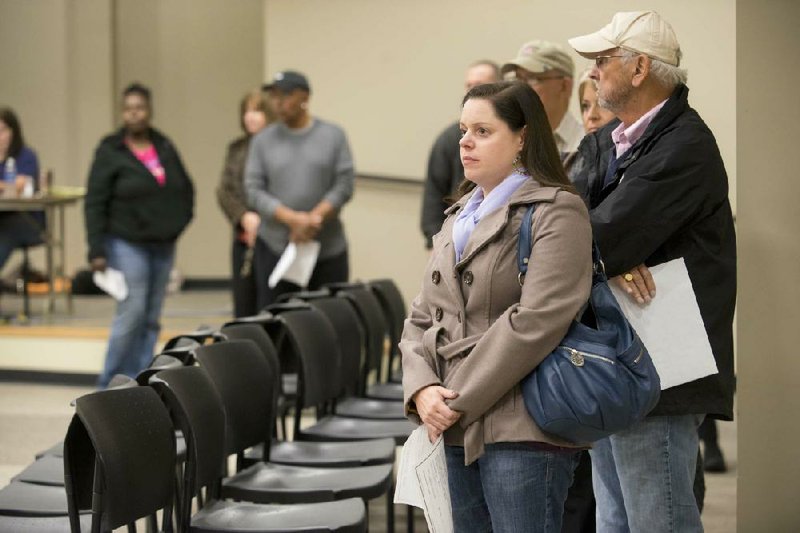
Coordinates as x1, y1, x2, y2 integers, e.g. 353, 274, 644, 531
516, 203, 607, 285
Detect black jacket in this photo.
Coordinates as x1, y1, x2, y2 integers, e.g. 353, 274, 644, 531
570, 84, 736, 420
420, 122, 463, 248
84, 128, 194, 261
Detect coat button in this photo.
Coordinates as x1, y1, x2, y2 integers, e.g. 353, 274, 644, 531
463, 271, 474, 285
434, 307, 443, 321
431, 270, 441, 285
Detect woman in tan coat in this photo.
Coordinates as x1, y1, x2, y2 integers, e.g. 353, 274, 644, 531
400, 81, 593, 532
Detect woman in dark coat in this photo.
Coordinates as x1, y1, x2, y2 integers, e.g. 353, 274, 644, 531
84, 83, 194, 388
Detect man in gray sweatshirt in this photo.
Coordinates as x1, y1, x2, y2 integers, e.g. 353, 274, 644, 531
245, 71, 354, 309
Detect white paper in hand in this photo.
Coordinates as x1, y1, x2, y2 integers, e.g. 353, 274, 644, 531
609, 258, 718, 389
394, 426, 453, 533
93, 268, 128, 301
267, 241, 321, 289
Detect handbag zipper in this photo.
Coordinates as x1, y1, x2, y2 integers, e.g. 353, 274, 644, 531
560, 346, 616, 367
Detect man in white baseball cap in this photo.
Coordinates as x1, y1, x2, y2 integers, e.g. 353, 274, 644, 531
501, 40, 583, 156
568, 11, 736, 533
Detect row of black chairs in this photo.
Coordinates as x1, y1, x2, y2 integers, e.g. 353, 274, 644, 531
0, 278, 415, 532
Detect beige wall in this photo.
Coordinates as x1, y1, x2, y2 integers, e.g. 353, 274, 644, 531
0, 0, 115, 278
0, 0, 263, 280
264, 0, 736, 193
114, 0, 265, 278
265, 0, 736, 303
736, 1, 800, 530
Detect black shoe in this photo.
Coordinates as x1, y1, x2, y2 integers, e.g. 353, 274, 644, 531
703, 444, 728, 473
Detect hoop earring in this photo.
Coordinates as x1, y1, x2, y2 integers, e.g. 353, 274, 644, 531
512, 153, 528, 175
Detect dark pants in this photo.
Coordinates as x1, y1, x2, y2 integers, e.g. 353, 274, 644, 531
231, 238, 258, 318
561, 451, 596, 533
254, 239, 349, 311
0, 212, 44, 272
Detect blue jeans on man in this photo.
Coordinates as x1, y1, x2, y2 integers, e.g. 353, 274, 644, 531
97, 236, 174, 388
445, 442, 579, 532
590, 414, 705, 533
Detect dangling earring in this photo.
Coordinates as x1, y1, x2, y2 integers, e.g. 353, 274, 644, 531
512, 153, 528, 175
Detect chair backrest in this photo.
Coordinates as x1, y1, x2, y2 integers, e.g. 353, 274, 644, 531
136, 353, 185, 385
335, 287, 389, 384
369, 278, 407, 356
64, 387, 175, 532
162, 325, 216, 350
218, 323, 283, 410
276, 307, 343, 408
193, 340, 274, 456
308, 296, 365, 397
150, 366, 226, 529
276, 288, 331, 303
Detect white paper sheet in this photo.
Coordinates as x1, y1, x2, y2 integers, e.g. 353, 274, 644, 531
267, 241, 321, 289
93, 267, 128, 301
394, 426, 453, 533
609, 258, 718, 389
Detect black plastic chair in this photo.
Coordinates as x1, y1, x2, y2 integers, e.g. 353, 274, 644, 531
271, 307, 416, 445
217, 323, 396, 468
15, 374, 142, 489
307, 296, 405, 420
63, 386, 176, 532
162, 325, 216, 350
151, 365, 367, 532
0, 480, 92, 532
135, 353, 185, 385
191, 340, 394, 516
325, 284, 405, 401
369, 278, 407, 383
223, 309, 298, 409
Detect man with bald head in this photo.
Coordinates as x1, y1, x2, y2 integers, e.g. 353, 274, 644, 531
569, 11, 736, 532
420, 60, 499, 248
501, 40, 583, 156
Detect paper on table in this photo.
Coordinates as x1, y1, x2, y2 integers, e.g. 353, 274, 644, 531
93, 267, 128, 301
394, 426, 453, 533
609, 258, 718, 389
267, 241, 321, 289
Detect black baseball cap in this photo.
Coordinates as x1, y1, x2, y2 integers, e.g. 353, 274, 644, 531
262, 70, 311, 93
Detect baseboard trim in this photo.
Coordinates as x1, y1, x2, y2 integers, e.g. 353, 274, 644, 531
181, 278, 231, 291
0, 369, 97, 387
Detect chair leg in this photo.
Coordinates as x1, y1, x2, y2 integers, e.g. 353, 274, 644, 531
386, 486, 395, 533
21, 247, 31, 320
407, 505, 415, 533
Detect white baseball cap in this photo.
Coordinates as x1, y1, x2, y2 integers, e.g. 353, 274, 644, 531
568, 11, 681, 67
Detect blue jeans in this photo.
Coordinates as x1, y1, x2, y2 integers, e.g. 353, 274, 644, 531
445, 443, 580, 532
590, 414, 705, 533
98, 237, 175, 388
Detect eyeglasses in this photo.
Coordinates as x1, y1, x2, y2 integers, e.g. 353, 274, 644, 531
594, 55, 625, 68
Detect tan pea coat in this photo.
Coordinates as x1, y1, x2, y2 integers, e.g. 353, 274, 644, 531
400, 178, 593, 465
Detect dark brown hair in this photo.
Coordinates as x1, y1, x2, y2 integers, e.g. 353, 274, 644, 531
122, 82, 151, 105
0, 107, 25, 158
239, 88, 275, 133
454, 81, 575, 198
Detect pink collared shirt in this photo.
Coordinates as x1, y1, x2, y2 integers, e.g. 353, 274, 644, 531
611, 99, 668, 158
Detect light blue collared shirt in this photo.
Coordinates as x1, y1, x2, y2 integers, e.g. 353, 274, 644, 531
452, 173, 529, 262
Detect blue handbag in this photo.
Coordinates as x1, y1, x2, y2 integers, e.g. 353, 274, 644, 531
518, 203, 661, 443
